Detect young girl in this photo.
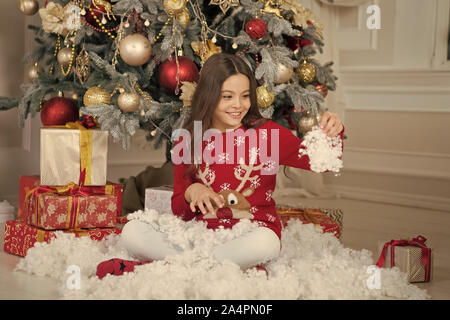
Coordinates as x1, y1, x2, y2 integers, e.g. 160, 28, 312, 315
96, 53, 344, 279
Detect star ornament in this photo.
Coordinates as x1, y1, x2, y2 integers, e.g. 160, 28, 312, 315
209, 0, 240, 14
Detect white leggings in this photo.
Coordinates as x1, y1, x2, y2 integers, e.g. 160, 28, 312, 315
120, 219, 281, 269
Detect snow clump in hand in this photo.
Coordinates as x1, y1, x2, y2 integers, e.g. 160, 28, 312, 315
298, 126, 343, 173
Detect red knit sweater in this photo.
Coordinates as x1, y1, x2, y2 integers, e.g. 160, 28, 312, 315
171, 120, 344, 240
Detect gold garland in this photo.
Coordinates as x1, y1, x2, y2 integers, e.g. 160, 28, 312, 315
134, 83, 152, 103
49, 34, 62, 75
154, 17, 173, 43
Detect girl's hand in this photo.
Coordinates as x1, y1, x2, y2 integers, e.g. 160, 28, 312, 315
185, 183, 225, 216
319, 111, 344, 137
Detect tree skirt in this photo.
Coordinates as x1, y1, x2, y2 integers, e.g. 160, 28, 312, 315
15, 209, 429, 300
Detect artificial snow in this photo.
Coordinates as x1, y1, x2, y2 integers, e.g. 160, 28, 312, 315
299, 126, 343, 173
15, 209, 429, 300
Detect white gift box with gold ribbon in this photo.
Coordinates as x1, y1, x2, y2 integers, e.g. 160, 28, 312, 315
40, 128, 108, 186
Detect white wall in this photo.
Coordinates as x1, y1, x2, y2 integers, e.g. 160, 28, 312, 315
0, 0, 27, 208
328, 0, 450, 211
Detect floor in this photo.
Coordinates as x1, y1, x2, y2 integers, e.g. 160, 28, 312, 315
0, 198, 449, 300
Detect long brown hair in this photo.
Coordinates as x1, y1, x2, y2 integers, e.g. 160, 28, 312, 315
182, 53, 268, 179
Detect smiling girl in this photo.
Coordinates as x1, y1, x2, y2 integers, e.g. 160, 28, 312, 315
96, 53, 344, 279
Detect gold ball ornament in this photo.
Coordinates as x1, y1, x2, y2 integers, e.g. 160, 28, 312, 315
18, 0, 39, 15
119, 33, 152, 66
296, 60, 316, 83
275, 63, 294, 84
27, 63, 42, 81
298, 109, 324, 134
163, 0, 186, 16
83, 86, 111, 107
118, 91, 140, 112
256, 85, 275, 108
57, 47, 74, 67
175, 7, 191, 29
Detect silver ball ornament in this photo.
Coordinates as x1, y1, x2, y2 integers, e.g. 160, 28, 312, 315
119, 34, 152, 66
57, 47, 74, 67
18, 0, 39, 15
275, 63, 294, 84
28, 64, 42, 81
118, 91, 140, 112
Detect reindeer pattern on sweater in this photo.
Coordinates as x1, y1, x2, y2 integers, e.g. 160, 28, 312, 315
171, 120, 344, 240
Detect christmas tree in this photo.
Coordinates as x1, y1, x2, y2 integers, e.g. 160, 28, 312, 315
1, 0, 336, 162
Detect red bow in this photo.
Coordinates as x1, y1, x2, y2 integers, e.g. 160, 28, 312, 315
78, 115, 98, 129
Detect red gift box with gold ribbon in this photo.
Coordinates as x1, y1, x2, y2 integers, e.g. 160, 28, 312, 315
3, 220, 121, 257
18, 176, 123, 230
376, 235, 432, 283
276, 207, 342, 239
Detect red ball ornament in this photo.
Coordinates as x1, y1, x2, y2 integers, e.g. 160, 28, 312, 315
245, 18, 267, 40
40, 97, 79, 126
158, 56, 199, 94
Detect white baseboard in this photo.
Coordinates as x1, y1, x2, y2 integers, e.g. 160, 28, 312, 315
334, 185, 450, 212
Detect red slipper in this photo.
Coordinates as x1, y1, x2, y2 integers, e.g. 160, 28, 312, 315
96, 258, 153, 279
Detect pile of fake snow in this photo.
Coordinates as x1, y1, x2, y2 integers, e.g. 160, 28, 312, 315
299, 126, 343, 173
15, 209, 429, 300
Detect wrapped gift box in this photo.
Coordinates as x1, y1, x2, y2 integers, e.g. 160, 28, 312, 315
18, 175, 40, 221
376, 235, 432, 283
40, 128, 108, 186
145, 185, 173, 214
3, 220, 121, 257
18, 176, 123, 230
276, 207, 342, 239
319, 208, 344, 236
27, 192, 118, 230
